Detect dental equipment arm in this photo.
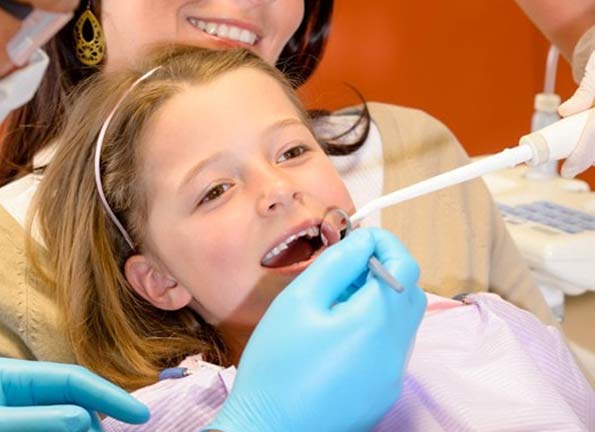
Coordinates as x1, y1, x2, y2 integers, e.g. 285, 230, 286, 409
351, 108, 594, 226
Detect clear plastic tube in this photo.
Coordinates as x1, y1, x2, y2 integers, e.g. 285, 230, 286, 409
544, 45, 559, 95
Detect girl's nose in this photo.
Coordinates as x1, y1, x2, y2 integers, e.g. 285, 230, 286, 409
255, 171, 304, 216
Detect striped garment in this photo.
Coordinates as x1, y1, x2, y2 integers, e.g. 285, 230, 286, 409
103, 293, 594, 431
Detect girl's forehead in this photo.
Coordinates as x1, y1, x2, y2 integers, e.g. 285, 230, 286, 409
139, 67, 303, 178
149, 68, 299, 134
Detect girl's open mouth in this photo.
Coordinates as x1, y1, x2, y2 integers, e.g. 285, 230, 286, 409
261, 221, 342, 270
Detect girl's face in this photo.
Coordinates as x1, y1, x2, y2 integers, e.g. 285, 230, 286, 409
101, 0, 304, 70
129, 67, 353, 336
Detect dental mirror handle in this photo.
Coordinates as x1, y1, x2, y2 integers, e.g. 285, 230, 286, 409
368, 256, 404, 293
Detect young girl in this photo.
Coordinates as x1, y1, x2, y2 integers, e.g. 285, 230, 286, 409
31, 46, 593, 431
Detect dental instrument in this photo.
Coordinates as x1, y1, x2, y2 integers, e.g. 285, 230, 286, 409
322, 208, 404, 293
367, 256, 404, 293
1, 0, 72, 68
351, 108, 594, 226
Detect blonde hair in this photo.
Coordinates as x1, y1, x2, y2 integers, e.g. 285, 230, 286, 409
29, 45, 304, 391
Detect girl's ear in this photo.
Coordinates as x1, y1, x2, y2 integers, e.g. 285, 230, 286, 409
125, 255, 192, 311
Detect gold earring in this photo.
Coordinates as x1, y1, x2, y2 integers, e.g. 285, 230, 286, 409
73, 2, 105, 66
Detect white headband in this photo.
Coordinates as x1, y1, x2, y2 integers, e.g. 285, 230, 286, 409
93, 66, 162, 250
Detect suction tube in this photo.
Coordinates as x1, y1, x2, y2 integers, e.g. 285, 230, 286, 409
350, 108, 593, 226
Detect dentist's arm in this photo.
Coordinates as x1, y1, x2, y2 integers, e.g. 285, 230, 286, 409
0, 358, 149, 432
207, 227, 427, 432
514, 0, 594, 61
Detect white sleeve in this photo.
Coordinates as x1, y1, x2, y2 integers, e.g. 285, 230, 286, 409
0, 48, 48, 122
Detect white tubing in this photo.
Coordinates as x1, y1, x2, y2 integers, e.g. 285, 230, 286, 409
350, 144, 534, 225
350, 108, 592, 225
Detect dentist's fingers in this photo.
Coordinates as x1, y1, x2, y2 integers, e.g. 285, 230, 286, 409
560, 109, 595, 178
365, 227, 420, 291
288, 228, 375, 310
0, 359, 149, 424
559, 51, 595, 117
0, 405, 92, 432
559, 51, 595, 178
333, 228, 426, 323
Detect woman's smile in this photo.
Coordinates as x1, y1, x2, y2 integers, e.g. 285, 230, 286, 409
187, 17, 260, 46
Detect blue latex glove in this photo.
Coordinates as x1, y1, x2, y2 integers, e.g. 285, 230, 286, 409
0, 358, 150, 432
207, 227, 427, 432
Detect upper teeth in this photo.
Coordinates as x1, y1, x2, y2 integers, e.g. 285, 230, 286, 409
263, 226, 320, 261
188, 18, 258, 45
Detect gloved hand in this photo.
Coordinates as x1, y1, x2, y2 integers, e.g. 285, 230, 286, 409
0, 1, 78, 77
559, 49, 595, 178
207, 227, 427, 432
0, 358, 149, 432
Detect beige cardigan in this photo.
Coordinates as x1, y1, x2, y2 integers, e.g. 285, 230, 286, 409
0, 102, 554, 361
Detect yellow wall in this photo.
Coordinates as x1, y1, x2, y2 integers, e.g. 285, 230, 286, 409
300, 1, 595, 187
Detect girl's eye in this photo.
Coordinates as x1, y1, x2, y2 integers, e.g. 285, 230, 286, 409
277, 145, 308, 163
199, 183, 232, 205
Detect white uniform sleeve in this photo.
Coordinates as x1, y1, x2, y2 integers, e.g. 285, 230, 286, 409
0, 48, 48, 122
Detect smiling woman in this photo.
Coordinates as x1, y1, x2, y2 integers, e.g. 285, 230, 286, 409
0, 0, 329, 185
100, 0, 303, 71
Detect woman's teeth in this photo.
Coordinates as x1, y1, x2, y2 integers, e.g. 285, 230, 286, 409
263, 226, 320, 262
188, 18, 258, 45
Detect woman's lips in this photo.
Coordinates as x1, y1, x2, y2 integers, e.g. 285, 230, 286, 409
187, 17, 260, 46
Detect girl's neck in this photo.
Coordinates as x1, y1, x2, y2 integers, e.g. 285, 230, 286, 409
219, 324, 254, 366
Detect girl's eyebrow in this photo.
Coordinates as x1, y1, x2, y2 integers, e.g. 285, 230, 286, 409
178, 151, 226, 193
177, 118, 308, 193
263, 117, 307, 136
